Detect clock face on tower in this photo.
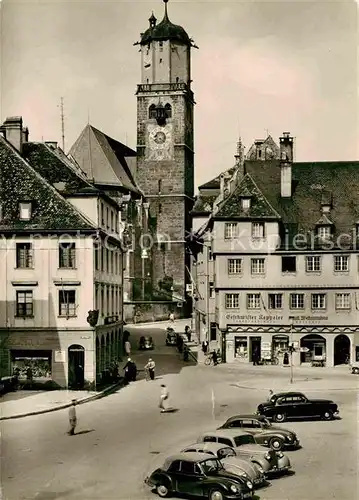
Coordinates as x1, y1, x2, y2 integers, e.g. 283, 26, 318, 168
147, 124, 173, 160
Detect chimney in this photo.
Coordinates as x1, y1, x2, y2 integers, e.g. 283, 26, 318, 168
22, 127, 29, 144
279, 132, 293, 198
0, 116, 24, 152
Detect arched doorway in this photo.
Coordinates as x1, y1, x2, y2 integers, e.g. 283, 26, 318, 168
300, 334, 326, 365
68, 344, 85, 389
334, 335, 350, 365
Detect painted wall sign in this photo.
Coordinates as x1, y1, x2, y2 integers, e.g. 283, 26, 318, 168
54, 350, 66, 363
225, 314, 283, 324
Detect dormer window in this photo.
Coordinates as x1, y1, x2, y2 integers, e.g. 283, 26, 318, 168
241, 198, 251, 211
317, 225, 331, 240
19, 202, 32, 220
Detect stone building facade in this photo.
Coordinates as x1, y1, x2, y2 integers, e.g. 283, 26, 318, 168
134, 0, 196, 316
190, 133, 359, 368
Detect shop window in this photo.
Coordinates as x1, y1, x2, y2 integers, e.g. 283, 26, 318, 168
16, 290, 33, 317
59, 242, 76, 268
235, 336, 248, 359
59, 290, 76, 317
16, 242, 33, 268
11, 350, 52, 380
282, 256, 296, 272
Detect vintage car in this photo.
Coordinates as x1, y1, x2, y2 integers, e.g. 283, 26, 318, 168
257, 391, 339, 422
165, 328, 177, 346
139, 336, 154, 350
218, 414, 299, 451
181, 442, 266, 488
196, 430, 291, 477
145, 452, 254, 499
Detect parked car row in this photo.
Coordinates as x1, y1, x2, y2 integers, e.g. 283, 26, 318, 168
145, 415, 296, 499
145, 391, 340, 499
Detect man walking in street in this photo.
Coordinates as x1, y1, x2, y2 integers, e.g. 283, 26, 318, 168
145, 358, 156, 381
124, 339, 131, 357
169, 312, 175, 323
159, 384, 169, 412
68, 399, 77, 436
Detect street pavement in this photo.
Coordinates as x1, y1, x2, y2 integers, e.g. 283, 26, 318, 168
1, 323, 358, 500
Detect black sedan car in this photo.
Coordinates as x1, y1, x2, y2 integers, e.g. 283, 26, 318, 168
139, 336, 154, 350
218, 414, 299, 451
257, 391, 339, 422
145, 452, 254, 499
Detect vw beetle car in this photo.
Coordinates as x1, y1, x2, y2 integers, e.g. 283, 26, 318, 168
139, 336, 154, 350
218, 414, 299, 451
181, 442, 266, 488
196, 429, 291, 477
165, 328, 177, 346
145, 452, 254, 499
257, 391, 339, 422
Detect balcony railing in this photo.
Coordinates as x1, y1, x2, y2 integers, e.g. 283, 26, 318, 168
137, 82, 193, 98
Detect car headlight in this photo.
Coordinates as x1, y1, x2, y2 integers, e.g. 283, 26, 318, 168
246, 481, 253, 490
230, 484, 238, 493
287, 434, 293, 441
277, 451, 284, 458
265, 453, 271, 460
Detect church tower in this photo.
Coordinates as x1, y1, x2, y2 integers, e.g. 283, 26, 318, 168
135, 0, 196, 313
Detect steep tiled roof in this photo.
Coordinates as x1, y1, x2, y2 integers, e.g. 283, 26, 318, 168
23, 142, 92, 195
245, 160, 359, 247
191, 194, 218, 214
0, 136, 95, 231
215, 173, 280, 219
69, 125, 139, 194
198, 166, 237, 190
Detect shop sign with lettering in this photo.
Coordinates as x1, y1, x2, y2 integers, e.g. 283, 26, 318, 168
225, 314, 283, 324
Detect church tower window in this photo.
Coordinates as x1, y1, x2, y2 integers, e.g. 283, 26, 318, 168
164, 103, 172, 118
149, 104, 157, 119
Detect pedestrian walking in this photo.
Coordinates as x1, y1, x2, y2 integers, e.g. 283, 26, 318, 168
185, 325, 192, 342
145, 358, 156, 381
124, 357, 137, 384
212, 350, 218, 366
68, 399, 77, 436
169, 312, 175, 323
126, 342, 132, 356
267, 389, 274, 401
159, 384, 169, 412
202, 340, 208, 354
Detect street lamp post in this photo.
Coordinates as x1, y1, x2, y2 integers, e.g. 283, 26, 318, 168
289, 316, 294, 384
141, 249, 148, 300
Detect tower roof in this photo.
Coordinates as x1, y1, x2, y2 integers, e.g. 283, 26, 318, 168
140, 0, 191, 46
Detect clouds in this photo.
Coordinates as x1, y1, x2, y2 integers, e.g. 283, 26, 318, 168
0, 0, 357, 188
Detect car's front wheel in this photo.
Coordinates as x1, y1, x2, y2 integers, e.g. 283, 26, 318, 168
209, 490, 224, 500
269, 436, 284, 450
322, 410, 333, 421
156, 484, 170, 498
273, 412, 286, 423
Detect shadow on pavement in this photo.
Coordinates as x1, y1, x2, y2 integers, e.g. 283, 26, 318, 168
75, 429, 95, 435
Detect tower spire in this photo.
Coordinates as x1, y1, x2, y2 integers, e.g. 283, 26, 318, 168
163, 0, 169, 20
234, 135, 245, 167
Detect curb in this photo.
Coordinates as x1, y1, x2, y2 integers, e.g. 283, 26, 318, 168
229, 383, 359, 393
0, 379, 124, 421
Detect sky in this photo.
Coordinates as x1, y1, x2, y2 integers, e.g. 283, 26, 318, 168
1, 0, 358, 188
